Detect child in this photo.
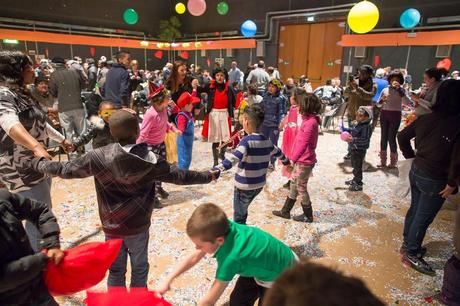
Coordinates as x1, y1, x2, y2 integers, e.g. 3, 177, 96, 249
72, 101, 120, 150
31, 109, 217, 289
176, 92, 201, 169
278, 87, 306, 189
273, 93, 321, 222
213, 104, 290, 224
260, 79, 287, 168
263, 262, 385, 306
344, 106, 373, 191
0, 189, 64, 306
157, 203, 297, 305
138, 82, 179, 203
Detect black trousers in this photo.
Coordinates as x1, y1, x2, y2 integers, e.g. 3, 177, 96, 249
380, 117, 400, 153
229, 277, 267, 306
351, 149, 366, 184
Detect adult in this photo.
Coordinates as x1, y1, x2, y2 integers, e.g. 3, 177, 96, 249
31, 76, 60, 128
49, 56, 86, 141
344, 65, 377, 124
162, 62, 173, 82
267, 66, 280, 81
371, 68, 389, 129
397, 79, 460, 276
376, 70, 410, 168
86, 58, 98, 91
451, 70, 459, 80
410, 68, 442, 117
96, 59, 109, 96
67, 56, 88, 85
202, 68, 236, 166
129, 59, 144, 94
246, 60, 270, 96
0, 50, 72, 251
228, 61, 244, 89
104, 50, 131, 108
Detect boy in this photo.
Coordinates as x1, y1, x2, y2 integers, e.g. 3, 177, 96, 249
72, 100, 120, 150
0, 189, 64, 306
31, 109, 217, 288
263, 262, 385, 306
213, 104, 290, 224
344, 106, 373, 191
157, 203, 297, 306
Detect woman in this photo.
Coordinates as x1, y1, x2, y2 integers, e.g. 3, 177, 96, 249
165, 61, 196, 122
410, 67, 442, 117
0, 50, 72, 251
376, 70, 411, 168
201, 67, 236, 166
397, 79, 460, 276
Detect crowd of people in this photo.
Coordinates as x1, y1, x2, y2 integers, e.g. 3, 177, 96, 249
0, 48, 459, 305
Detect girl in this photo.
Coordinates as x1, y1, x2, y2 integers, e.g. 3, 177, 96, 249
137, 82, 178, 205
279, 87, 307, 187
376, 70, 411, 168
272, 93, 322, 222
410, 67, 442, 117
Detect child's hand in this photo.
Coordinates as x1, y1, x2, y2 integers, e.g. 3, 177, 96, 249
156, 279, 171, 295
60, 139, 75, 153
285, 164, 294, 173
46, 247, 65, 265
346, 135, 353, 143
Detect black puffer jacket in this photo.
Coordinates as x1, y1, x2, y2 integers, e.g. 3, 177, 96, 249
0, 189, 60, 305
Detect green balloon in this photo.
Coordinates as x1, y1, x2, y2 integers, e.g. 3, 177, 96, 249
217, 1, 229, 15
123, 8, 138, 25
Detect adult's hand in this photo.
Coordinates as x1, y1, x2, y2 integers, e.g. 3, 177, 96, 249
60, 139, 75, 153
46, 248, 65, 265
439, 184, 456, 199
32, 143, 52, 160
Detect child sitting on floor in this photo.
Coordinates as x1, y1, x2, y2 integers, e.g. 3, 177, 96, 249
213, 104, 290, 224
175, 92, 201, 170
157, 203, 297, 306
31, 109, 218, 289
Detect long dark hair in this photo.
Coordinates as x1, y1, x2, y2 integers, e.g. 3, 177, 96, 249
432, 79, 460, 116
167, 60, 187, 93
0, 50, 33, 86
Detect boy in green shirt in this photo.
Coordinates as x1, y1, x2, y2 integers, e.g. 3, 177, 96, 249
157, 203, 297, 306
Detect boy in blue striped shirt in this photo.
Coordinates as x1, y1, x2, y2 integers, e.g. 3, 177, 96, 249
214, 104, 290, 224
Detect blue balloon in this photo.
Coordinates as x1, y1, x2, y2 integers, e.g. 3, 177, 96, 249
400, 8, 421, 29
241, 20, 257, 38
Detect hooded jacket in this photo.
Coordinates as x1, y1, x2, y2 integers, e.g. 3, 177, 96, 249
290, 115, 320, 165
261, 92, 287, 127
103, 63, 130, 107
32, 142, 212, 236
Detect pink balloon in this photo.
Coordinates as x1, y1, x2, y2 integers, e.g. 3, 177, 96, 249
187, 0, 206, 16
340, 131, 351, 142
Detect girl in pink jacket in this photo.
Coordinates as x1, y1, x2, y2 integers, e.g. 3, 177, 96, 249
273, 93, 322, 222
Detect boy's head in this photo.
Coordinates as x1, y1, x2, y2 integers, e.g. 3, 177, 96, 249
177, 92, 200, 113
356, 106, 373, 123
263, 262, 385, 306
186, 203, 229, 254
268, 79, 282, 95
298, 93, 322, 116
242, 104, 265, 134
108, 109, 140, 146
99, 101, 121, 123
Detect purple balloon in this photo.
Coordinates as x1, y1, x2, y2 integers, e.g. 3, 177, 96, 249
340, 131, 351, 142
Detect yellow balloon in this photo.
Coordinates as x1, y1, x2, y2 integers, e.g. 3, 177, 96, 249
175, 2, 186, 14
347, 1, 379, 34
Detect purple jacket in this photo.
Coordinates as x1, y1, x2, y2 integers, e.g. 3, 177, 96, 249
290, 115, 320, 165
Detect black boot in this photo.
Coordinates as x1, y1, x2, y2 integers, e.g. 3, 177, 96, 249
212, 144, 219, 167
293, 202, 313, 223
157, 187, 169, 199
272, 197, 296, 219
153, 197, 163, 209
219, 147, 226, 161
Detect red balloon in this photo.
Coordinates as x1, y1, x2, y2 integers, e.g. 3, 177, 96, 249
154, 51, 163, 59
437, 58, 452, 71
44, 240, 122, 296
180, 51, 190, 59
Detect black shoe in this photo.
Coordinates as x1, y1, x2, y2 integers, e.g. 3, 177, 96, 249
157, 187, 169, 199
292, 214, 313, 223
345, 179, 355, 185
349, 183, 363, 191
272, 210, 291, 219
343, 153, 351, 160
400, 244, 427, 257
402, 253, 436, 276
293, 203, 313, 223
283, 180, 291, 190
153, 197, 163, 209
272, 197, 296, 220
268, 164, 275, 171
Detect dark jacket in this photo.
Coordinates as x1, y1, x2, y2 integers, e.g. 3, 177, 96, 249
87, 64, 98, 91
72, 122, 115, 149
350, 120, 372, 150
103, 64, 130, 107
166, 76, 194, 104
261, 92, 287, 127
204, 81, 236, 117
49, 63, 85, 112
0, 189, 60, 305
398, 113, 460, 186
33, 143, 213, 236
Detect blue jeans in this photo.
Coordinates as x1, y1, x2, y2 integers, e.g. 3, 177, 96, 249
105, 230, 150, 288
17, 177, 52, 252
260, 125, 279, 165
233, 187, 262, 224
403, 165, 447, 255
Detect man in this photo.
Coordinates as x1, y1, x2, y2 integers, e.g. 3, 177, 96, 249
104, 50, 132, 108
371, 68, 389, 129
228, 61, 244, 88
267, 66, 280, 81
67, 56, 88, 85
86, 58, 98, 91
246, 60, 270, 96
49, 56, 85, 141
162, 62, 173, 82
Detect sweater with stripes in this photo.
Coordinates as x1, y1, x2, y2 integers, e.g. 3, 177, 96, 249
215, 133, 290, 190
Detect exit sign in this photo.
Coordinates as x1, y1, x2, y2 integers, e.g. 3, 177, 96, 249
3, 39, 19, 44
